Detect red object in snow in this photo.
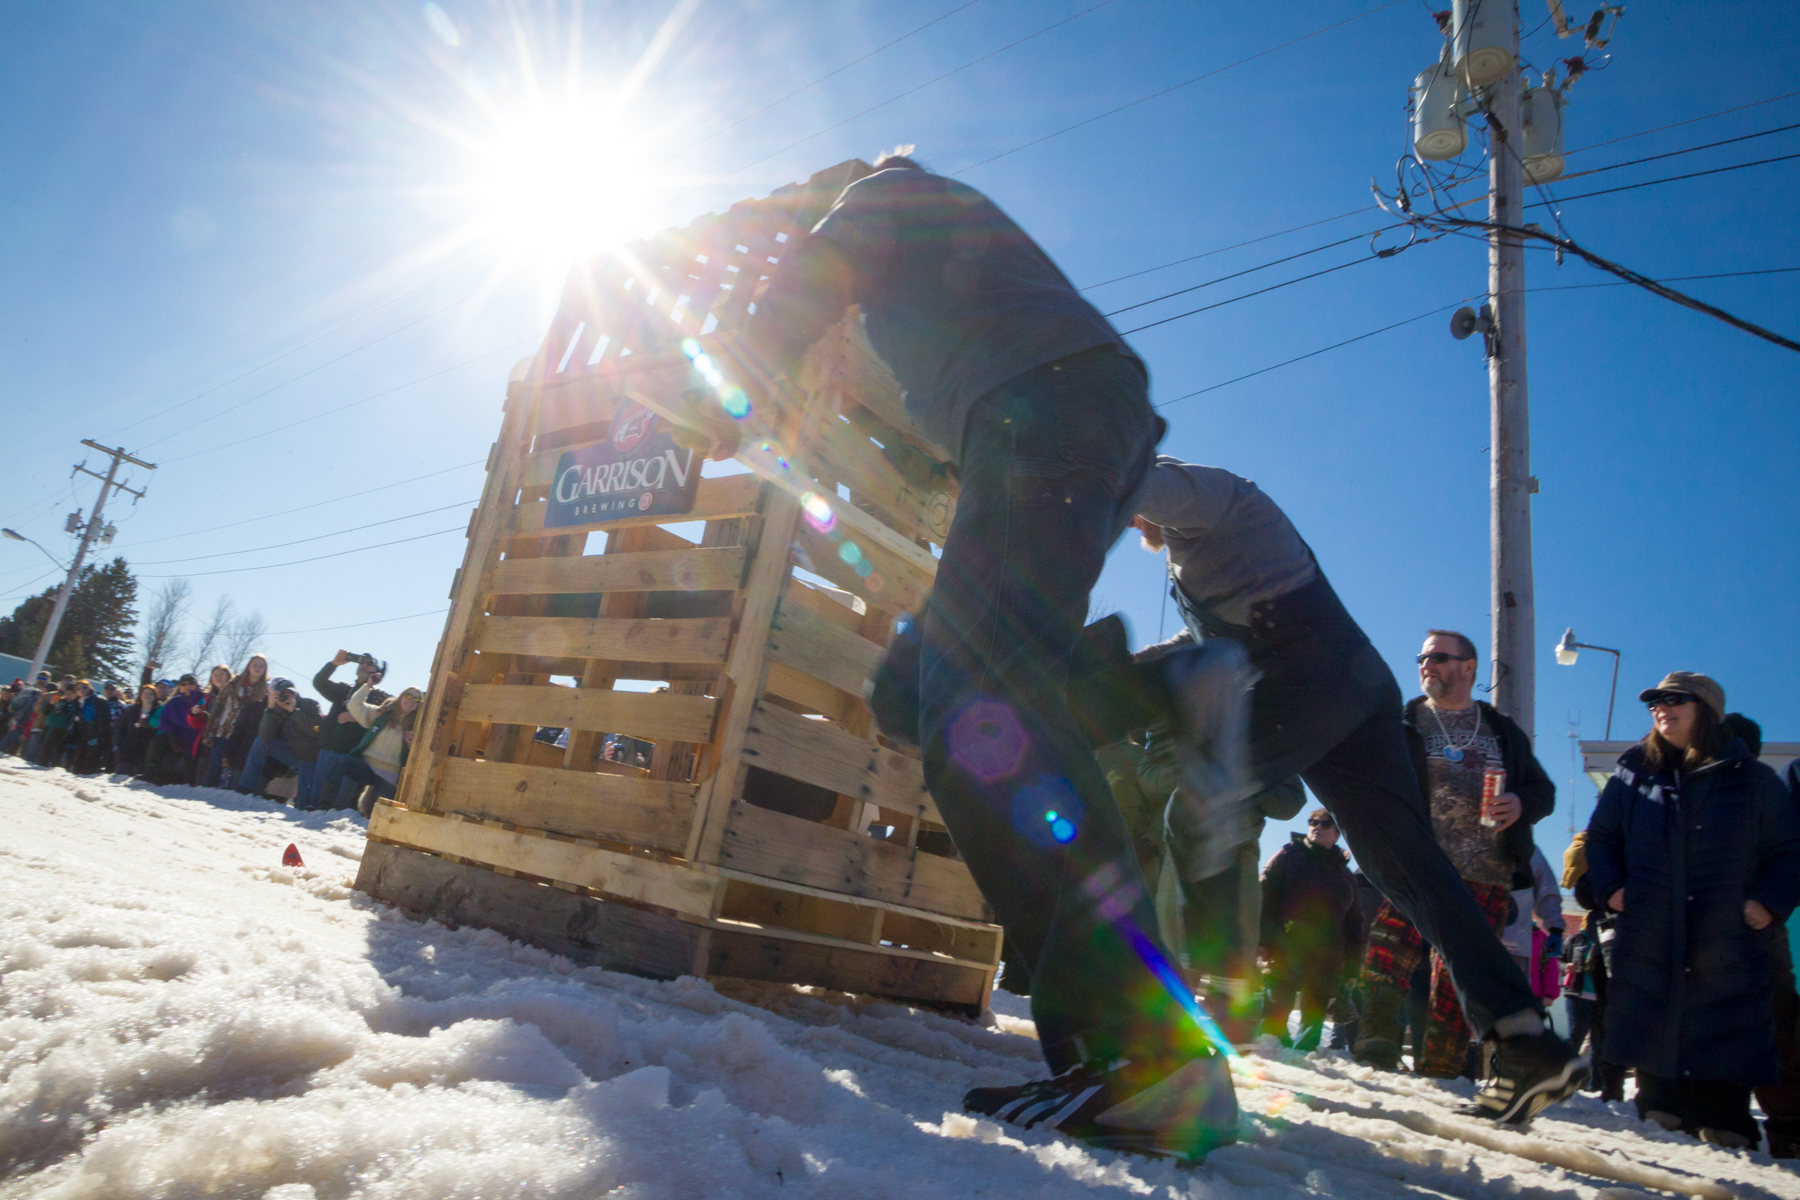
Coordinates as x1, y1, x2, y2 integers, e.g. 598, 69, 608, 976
282, 843, 304, 868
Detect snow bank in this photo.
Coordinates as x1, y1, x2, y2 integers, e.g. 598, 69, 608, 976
1, 762, 1791, 1199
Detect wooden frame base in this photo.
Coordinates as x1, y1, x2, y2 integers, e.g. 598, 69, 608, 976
356, 838, 992, 1015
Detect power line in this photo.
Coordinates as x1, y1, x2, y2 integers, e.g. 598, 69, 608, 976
107, 460, 485, 552
1552, 121, 1800, 183
108, 255, 486, 438
1118, 255, 1381, 337
1080, 206, 1376, 291
1565, 89, 1800, 157
134, 280, 527, 454
952, 0, 1409, 176
137, 526, 465, 579
1101, 232, 1378, 317
654, 0, 983, 166
263, 608, 449, 637
1528, 151, 1800, 208
1153, 298, 1476, 410
671, 0, 1121, 206
1526, 266, 1800, 293
161, 336, 535, 463
126, 501, 476, 567
1153, 267, 1800, 411
1082, 98, 1800, 298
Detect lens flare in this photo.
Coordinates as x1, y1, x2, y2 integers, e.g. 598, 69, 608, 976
837, 542, 863, 564
949, 698, 1028, 782
801, 492, 835, 533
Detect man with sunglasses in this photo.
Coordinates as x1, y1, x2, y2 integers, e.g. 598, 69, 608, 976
1258, 808, 1359, 1050
1355, 630, 1557, 1077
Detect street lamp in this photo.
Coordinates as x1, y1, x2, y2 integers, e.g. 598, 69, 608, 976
1555, 628, 1622, 740
1, 528, 68, 570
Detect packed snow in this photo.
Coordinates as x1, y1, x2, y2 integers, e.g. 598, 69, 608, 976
1, 762, 1793, 1200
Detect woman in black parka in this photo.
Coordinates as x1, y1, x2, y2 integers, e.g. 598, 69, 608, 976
1585, 671, 1800, 1148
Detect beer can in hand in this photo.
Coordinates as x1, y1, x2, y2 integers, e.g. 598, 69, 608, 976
1481, 767, 1507, 828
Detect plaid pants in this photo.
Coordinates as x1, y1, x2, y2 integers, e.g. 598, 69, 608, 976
1360, 878, 1511, 1078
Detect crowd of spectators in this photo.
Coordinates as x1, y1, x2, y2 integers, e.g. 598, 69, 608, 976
0, 647, 419, 815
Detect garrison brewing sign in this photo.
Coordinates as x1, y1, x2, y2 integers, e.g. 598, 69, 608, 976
544, 404, 700, 528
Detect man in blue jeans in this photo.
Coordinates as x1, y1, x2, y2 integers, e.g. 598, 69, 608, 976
715, 150, 1235, 1160
237, 678, 324, 808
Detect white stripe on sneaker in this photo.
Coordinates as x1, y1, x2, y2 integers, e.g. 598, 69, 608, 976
1040, 1085, 1104, 1130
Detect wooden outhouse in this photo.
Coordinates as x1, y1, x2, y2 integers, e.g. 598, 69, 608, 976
355, 159, 1001, 1013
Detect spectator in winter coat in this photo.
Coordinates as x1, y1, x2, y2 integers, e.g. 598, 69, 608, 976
1584, 672, 1800, 1149
144, 674, 208, 785
0, 679, 39, 756
316, 683, 419, 811
313, 651, 388, 805
1355, 631, 1557, 1078
118, 684, 159, 776
36, 684, 76, 768
1259, 808, 1361, 1049
237, 677, 324, 807
197, 664, 234, 786
1502, 845, 1564, 987
69, 682, 111, 776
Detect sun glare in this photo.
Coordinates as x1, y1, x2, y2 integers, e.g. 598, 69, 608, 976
468, 105, 654, 262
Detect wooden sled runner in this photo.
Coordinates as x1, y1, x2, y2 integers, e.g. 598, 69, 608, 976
355, 159, 1002, 1014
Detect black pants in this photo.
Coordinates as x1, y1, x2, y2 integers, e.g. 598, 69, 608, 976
1198, 576, 1542, 1039
1263, 940, 1342, 1037
1638, 1073, 1758, 1142
917, 348, 1184, 1074
1755, 927, 1800, 1126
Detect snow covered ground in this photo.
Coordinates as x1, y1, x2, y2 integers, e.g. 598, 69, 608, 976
2, 762, 1794, 1200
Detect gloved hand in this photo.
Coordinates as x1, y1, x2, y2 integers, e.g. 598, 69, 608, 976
1543, 929, 1563, 959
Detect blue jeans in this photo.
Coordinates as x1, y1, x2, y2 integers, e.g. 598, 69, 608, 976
916, 347, 1181, 1074
202, 739, 230, 788
239, 737, 316, 808
317, 755, 394, 810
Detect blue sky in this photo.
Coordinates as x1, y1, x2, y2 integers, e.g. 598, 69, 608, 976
1, 1, 1795, 875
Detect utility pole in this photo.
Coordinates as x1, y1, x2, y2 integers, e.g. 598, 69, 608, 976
25, 441, 156, 681
1486, 8, 1536, 740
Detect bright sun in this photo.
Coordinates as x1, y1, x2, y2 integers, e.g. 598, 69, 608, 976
467, 105, 655, 262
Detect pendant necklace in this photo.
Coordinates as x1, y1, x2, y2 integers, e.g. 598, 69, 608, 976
1428, 700, 1480, 763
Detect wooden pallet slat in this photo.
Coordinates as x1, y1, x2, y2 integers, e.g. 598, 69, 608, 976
491, 546, 747, 596
456, 683, 719, 744
475, 615, 731, 664
432, 757, 696, 851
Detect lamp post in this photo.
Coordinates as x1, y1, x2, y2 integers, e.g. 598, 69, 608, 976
2, 528, 69, 570
1555, 627, 1621, 740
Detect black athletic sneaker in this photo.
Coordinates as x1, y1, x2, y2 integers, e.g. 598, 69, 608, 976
1475, 1032, 1588, 1123
963, 1051, 1240, 1161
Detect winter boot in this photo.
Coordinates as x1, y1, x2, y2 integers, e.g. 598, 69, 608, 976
1475, 1030, 1587, 1124
1353, 982, 1405, 1071
1764, 1119, 1800, 1159
964, 1048, 1240, 1161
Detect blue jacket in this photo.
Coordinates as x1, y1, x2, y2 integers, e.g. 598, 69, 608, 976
1585, 739, 1800, 1084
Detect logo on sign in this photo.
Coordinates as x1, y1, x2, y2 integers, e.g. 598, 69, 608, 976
544, 403, 700, 528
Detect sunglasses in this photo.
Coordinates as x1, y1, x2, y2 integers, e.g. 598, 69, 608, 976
1645, 692, 1695, 710
1308, 818, 1337, 829
1416, 652, 1475, 665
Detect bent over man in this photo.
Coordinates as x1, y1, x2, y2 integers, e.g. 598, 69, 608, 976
732, 151, 1234, 1159
1128, 456, 1584, 1121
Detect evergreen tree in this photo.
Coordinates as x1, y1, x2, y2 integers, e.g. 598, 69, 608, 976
0, 557, 139, 680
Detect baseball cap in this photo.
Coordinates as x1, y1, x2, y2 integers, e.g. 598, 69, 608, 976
1638, 671, 1725, 722
271, 677, 296, 692
177, 672, 199, 686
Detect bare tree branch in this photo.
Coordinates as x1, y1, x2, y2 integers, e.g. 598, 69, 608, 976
137, 578, 191, 681
188, 594, 235, 675
223, 610, 268, 672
